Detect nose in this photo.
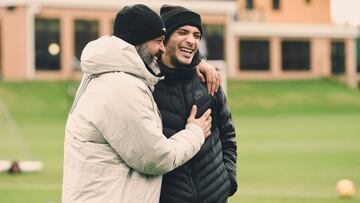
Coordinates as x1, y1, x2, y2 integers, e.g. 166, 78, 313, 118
185, 35, 195, 45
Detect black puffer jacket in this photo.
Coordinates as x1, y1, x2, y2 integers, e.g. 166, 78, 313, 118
153, 62, 237, 203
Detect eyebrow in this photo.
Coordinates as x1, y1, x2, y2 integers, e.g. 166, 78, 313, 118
177, 28, 189, 32
177, 28, 200, 35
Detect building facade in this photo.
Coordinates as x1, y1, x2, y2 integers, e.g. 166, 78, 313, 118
0, 0, 236, 81
230, 0, 358, 88
0, 0, 358, 88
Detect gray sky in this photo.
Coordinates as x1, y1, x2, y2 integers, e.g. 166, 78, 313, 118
331, 0, 360, 25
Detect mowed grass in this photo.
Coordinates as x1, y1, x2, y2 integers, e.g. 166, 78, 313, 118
0, 79, 359, 203
227, 80, 360, 203
0, 81, 71, 203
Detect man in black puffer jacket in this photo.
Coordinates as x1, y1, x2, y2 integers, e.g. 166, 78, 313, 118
153, 5, 237, 203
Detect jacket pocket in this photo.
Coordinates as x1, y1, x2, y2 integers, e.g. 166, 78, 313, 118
222, 163, 232, 198
127, 173, 162, 203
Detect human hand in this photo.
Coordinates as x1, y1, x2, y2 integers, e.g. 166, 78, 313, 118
187, 105, 212, 138
196, 59, 221, 96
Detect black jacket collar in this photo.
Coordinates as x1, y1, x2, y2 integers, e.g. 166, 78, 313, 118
158, 52, 201, 82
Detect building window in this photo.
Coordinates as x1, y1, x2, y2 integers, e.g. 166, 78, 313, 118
75, 20, 99, 62
246, 0, 254, 9
331, 41, 345, 74
282, 40, 310, 71
201, 24, 224, 60
35, 18, 61, 71
273, 0, 280, 10
239, 40, 270, 71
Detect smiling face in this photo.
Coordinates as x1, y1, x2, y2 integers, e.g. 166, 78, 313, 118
162, 25, 201, 68
137, 35, 166, 66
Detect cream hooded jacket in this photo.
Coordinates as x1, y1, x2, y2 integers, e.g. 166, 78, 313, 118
62, 36, 205, 203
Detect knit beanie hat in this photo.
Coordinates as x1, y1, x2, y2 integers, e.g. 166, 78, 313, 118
113, 4, 166, 46
160, 5, 203, 40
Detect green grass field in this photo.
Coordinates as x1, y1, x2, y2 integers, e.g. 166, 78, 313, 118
0, 79, 359, 203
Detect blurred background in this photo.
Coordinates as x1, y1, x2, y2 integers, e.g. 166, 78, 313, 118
0, 0, 359, 202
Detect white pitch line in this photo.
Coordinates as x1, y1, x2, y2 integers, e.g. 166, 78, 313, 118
0, 96, 33, 159
0, 183, 61, 191
234, 188, 340, 199
0, 184, 358, 200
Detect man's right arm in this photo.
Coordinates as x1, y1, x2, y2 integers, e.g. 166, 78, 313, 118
92, 85, 211, 176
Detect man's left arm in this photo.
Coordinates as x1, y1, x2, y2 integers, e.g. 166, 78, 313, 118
216, 86, 238, 196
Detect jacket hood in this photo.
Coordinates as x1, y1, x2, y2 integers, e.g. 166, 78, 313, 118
80, 35, 160, 87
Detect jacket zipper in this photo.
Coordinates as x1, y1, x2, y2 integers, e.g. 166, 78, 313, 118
181, 84, 189, 119
181, 83, 198, 202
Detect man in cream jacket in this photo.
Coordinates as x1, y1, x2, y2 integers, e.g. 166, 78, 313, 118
62, 4, 214, 203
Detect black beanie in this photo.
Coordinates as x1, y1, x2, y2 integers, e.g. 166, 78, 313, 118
160, 5, 203, 40
113, 4, 166, 46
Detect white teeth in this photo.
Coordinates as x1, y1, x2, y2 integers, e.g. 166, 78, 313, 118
180, 48, 192, 54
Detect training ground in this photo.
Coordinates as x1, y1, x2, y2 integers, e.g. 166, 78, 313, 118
0, 80, 359, 203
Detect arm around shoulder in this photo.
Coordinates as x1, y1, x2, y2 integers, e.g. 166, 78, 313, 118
92, 84, 205, 175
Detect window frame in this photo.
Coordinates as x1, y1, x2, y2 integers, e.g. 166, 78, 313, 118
239, 39, 270, 71
281, 40, 311, 71
35, 17, 61, 71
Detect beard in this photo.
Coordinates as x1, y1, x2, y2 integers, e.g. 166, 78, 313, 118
137, 43, 161, 75
166, 44, 194, 67
167, 45, 182, 67
137, 44, 154, 66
